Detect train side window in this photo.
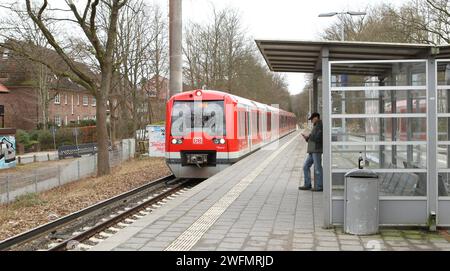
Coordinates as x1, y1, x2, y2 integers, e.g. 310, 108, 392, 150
267, 112, 271, 132
259, 112, 263, 134
238, 111, 241, 138
239, 111, 245, 139
254, 112, 256, 135
256, 111, 259, 135
245, 111, 249, 137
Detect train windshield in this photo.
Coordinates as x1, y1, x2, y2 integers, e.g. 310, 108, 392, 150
171, 100, 225, 136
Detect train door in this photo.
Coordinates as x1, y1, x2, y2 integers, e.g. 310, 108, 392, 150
267, 112, 272, 142
246, 109, 251, 152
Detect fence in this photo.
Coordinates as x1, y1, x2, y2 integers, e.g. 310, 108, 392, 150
0, 139, 135, 204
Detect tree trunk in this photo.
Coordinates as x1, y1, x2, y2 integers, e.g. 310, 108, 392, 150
96, 87, 111, 176
132, 88, 138, 157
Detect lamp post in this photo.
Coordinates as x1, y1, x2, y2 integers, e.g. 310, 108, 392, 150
318, 11, 366, 142
318, 11, 366, 41
169, 0, 183, 98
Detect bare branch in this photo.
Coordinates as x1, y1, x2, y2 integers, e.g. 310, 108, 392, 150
25, 0, 96, 90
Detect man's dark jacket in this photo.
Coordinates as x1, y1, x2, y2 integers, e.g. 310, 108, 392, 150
307, 120, 323, 154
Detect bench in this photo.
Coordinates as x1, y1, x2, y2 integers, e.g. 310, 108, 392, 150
377, 162, 449, 197
403, 161, 448, 197
378, 170, 419, 196
58, 143, 112, 159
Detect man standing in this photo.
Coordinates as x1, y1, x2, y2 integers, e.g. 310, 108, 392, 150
299, 112, 323, 192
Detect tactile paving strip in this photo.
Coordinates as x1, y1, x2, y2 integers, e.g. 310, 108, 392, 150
164, 134, 300, 251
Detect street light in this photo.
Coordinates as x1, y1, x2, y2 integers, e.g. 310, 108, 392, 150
318, 11, 367, 41
319, 11, 366, 142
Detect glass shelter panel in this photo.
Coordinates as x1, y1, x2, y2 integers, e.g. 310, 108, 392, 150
332, 145, 427, 170
437, 61, 450, 86
331, 61, 427, 87
332, 117, 427, 142
437, 60, 450, 199
330, 60, 428, 198
331, 90, 426, 115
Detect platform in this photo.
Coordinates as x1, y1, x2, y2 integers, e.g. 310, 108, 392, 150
91, 131, 450, 251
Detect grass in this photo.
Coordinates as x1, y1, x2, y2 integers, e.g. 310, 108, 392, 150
150, 121, 165, 125
10, 193, 46, 209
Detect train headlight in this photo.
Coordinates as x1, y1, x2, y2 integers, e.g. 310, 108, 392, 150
171, 138, 183, 144
213, 138, 226, 144
195, 90, 202, 97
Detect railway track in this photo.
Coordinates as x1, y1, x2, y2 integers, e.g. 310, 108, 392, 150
0, 175, 198, 251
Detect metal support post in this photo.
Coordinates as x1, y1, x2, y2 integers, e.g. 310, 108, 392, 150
427, 57, 438, 230
169, 0, 183, 98
378, 77, 385, 167
406, 67, 414, 165
321, 47, 332, 228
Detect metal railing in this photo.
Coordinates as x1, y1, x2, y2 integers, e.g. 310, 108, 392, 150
0, 139, 135, 204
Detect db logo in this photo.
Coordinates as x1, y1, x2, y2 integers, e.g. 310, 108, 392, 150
193, 137, 203, 144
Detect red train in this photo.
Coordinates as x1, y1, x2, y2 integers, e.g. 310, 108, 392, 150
165, 89, 297, 178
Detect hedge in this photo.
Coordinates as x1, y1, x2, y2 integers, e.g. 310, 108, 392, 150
16, 126, 97, 151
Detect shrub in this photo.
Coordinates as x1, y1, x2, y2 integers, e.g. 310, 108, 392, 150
29, 129, 41, 141
67, 119, 96, 128
79, 126, 97, 143
16, 130, 31, 146
55, 128, 75, 146
16, 130, 39, 151
37, 130, 54, 150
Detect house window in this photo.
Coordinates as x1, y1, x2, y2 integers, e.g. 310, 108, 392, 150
54, 115, 61, 126
65, 116, 68, 125
54, 93, 61, 104
2, 49, 9, 60
92, 97, 96, 107
71, 95, 74, 115
83, 95, 89, 106
83, 116, 89, 121
64, 94, 68, 105
77, 94, 80, 106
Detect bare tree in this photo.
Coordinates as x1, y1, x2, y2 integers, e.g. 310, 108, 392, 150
0, 0, 128, 176
397, 0, 450, 45
322, 3, 428, 43
109, 1, 168, 146
183, 6, 291, 110
0, 2, 60, 130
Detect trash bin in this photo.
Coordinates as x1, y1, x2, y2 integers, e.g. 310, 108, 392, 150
344, 168, 379, 235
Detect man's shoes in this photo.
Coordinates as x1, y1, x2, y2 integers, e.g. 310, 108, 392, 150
298, 186, 312, 191
311, 188, 323, 192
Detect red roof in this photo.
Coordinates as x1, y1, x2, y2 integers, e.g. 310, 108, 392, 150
0, 83, 9, 93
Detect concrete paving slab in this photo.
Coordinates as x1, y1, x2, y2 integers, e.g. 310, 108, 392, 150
90, 131, 450, 251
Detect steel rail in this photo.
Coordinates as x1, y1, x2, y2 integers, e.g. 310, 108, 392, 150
49, 179, 191, 251
0, 174, 176, 251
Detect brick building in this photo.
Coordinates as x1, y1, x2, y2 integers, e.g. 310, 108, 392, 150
142, 75, 169, 100
48, 86, 97, 126
140, 75, 193, 123
0, 48, 97, 130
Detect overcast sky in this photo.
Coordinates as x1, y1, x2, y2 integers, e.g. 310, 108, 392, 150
0, 0, 409, 94
150, 0, 409, 94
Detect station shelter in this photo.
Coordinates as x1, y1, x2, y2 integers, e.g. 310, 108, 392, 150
256, 40, 450, 228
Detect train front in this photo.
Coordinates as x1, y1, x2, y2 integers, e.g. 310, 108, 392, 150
165, 90, 231, 178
